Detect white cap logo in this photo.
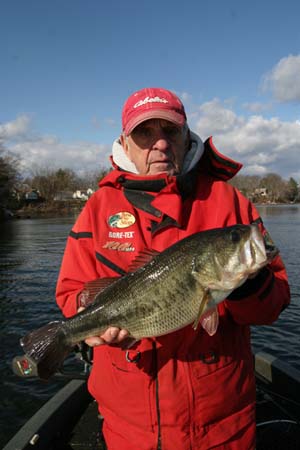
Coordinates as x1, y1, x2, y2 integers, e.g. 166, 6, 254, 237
134, 96, 168, 108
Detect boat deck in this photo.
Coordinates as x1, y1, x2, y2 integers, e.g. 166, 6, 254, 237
62, 400, 105, 450
3, 351, 300, 450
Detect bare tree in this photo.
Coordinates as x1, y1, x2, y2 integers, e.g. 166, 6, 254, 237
28, 166, 78, 201
259, 173, 288, 202
76, 167, 111, 191
0, 142, 20, 206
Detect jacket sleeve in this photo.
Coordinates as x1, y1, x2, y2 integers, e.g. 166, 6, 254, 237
56, 202, 99, 318
224, 219, 290, 325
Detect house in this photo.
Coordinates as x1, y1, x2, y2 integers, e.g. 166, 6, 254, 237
53, 191, 74, 201
25, 191, 40, 201
254, 188, 268, 197
24, 190, 43, 204
72, 189, 94, 200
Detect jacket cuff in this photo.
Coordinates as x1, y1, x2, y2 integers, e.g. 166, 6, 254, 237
226, 267, 273, 301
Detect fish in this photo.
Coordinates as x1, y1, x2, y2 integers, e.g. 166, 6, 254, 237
12, 224, 277, 380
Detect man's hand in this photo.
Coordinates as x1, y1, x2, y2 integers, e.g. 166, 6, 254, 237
85, 327, 130, 347
77, 306, 129, 347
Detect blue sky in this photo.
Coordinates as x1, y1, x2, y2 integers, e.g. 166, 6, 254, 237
1, 0, 300, 180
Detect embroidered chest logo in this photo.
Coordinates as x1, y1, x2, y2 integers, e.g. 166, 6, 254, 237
108, 212, 136, 229
102, 241, 135, 252
105, 212, 136, 251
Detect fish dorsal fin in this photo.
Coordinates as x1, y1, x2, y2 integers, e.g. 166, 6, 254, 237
81, 277, 121, 308
128, 249, 160, 272
84, 277, 119, 295
81, 250, 160, 307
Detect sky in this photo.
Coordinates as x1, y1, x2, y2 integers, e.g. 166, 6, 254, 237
1, 0, 300, 181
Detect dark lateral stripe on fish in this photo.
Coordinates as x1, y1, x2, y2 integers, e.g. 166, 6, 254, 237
226, 267, 271, 301
69, 231, 93, 240
95, 252, 127, 276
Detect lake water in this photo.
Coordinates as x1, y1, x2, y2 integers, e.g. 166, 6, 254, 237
0, 205, 299, 447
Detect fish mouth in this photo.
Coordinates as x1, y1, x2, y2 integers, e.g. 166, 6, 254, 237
247, 225, 279, 269
239, 225, 267, 273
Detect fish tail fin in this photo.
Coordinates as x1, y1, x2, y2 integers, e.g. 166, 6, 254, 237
12, 321, 72, 380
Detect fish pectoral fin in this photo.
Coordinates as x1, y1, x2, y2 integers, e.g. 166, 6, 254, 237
200, 306, 219, 336
192, 289, 212, 330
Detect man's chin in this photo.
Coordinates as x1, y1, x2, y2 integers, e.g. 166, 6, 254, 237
149, 162, 178, 176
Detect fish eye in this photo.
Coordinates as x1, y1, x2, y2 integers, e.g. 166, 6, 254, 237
230, 230, 241, 243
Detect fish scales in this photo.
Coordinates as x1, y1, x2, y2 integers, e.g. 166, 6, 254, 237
12, 224, 276, 380
66, 241, 203, 341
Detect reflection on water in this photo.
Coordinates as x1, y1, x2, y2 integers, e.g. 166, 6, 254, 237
0, 208, 299, 447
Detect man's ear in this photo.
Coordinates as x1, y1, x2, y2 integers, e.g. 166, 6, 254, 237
120, 133, 129, 155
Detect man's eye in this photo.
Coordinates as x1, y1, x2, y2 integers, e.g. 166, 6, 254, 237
164, 127, 180, 137
133, 128, 152, 138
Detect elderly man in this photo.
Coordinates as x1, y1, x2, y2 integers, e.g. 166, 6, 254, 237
56, 87, 290, 450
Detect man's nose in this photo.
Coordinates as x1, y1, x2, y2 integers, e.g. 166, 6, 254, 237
152, 131, 170, 150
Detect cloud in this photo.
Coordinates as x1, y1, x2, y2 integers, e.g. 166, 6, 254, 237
192, 99, 300, 180
2, 101, 300, 182
1, 116, 111, 176
0, 115, 31, 140
242, 102, 273, 113
262, 54, 300, 102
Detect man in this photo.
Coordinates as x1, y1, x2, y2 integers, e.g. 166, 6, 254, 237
56, 87, 290, 449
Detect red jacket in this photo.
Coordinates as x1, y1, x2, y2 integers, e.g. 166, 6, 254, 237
56, 138, 290, 450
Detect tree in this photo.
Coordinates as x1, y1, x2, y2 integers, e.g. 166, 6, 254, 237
259, 173, 287, 202
76, 167, 111, 191
285, 177, 299, 203
230, 174, 261, 198
0, 142, 20, 207
28, 167, 78, 201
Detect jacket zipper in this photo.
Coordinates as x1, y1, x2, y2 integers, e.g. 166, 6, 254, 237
152, 341, 161, 450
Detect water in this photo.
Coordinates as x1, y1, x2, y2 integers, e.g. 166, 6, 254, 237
0, 207, 299, 447
0, 217, 75, 447
251, 205, 300, 368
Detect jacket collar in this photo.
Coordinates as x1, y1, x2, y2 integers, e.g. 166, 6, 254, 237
111, 131, 204, 175
99, 133, 243, 232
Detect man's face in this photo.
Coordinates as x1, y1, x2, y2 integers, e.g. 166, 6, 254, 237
120, 119, 189, 176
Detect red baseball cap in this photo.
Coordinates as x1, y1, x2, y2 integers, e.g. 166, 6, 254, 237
122, 87, 187, 135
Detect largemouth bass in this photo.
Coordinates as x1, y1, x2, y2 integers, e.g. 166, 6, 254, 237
12, 224, 277, 380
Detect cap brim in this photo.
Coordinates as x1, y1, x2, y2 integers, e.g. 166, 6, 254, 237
124, 110, 186, 135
